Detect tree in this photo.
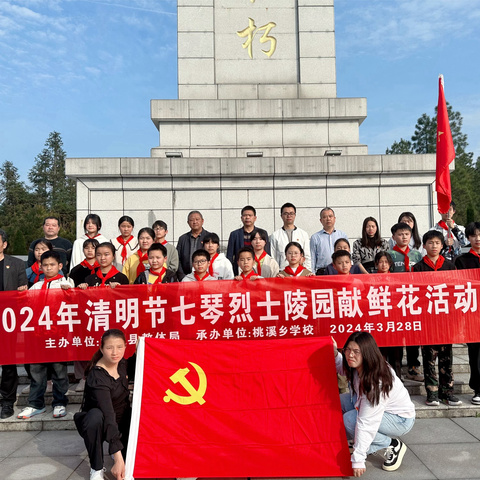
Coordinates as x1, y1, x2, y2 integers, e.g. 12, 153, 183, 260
386, 104, 478, 226
28, 132, 76, 241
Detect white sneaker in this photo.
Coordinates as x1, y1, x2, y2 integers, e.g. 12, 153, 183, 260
53, 405, 67, 418
75, 378, 86, 392
17, 406, 46, 419
90, 467, 105, 480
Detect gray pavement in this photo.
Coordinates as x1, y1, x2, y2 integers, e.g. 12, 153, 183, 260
1, 418, 480, 480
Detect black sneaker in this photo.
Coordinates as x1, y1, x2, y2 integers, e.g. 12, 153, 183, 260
440, 394, 462, 406
425, 395, 440, 406
382, 438, 407, 471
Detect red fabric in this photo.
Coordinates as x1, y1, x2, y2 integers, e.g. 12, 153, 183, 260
284, 265, 306, 276
208, 253, 219, 276
254, 250, 267, 275
86, 233, 102, 239
438, 220, 453, 238
97, 266, 120, 287
194, 272, 210, 281
436, 75, 455, 214
116, 235, 134, 265
241, 270, 259, 279
149, 267, 166, 284
470, 248, 480, 260
136, 250, 149, 277
160, 240, 167, 245
423, 255, 445, 271
31, 262, 41, 284
80, 259, 99, 272
393, 244, 411, 271
130, 337, 352, 478
2, 271, 480, 364
41, 274, 63, 290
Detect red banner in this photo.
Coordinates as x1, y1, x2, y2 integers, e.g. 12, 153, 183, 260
125, 336, 352, 479
1, 270, 480, 364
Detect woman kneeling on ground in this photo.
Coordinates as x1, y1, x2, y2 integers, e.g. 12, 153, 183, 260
333, 332, 415, 477
74, 329, 135, 480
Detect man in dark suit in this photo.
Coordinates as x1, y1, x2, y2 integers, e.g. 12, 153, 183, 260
0, 229, 28, 419
227, 205, 270, 275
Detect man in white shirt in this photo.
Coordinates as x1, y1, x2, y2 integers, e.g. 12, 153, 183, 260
270, 203, 311, 270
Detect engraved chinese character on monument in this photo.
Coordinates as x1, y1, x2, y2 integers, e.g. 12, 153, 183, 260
237, 17, 277, 59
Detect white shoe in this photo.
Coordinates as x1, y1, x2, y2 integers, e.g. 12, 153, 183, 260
53, 405, 67, 418
75, 378, 86, 392
17, 406, 46, 419
90, 467, 105, 480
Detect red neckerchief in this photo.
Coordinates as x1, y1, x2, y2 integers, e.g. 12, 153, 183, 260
194, 272, 210, 281
161, 240, 167, 245
208, 253, 219, 276
469, 248, 480, 260
149, 267, 167, 284
80, 259, 99, 272
423, 255, 445, 271
393, 245, 411, 271
284, 265, 306, 277
41, 274, 63, 290
438, 220, 452, 238
86, 233, 101, 239
241, 270, 259, 280
136, 250, 149, 277
31, 262, 42, 284
116, 235, 134, 265
98, 266, 120, 287
254, 251, 267, 275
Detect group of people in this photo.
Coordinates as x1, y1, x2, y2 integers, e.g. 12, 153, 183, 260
1, 200, 480, 479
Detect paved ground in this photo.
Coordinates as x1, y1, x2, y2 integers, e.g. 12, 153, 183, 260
1, 418, 480, 480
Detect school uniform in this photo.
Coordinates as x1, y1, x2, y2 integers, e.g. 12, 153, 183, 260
111, 236, 138, 270
85, 270, 129, 287
134, 269, 178, 284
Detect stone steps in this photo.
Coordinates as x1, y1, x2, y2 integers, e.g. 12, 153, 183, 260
1, 344, 475, 431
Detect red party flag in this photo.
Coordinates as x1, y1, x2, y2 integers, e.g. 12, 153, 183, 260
436, 74, 455, 214
125, 337, 352, 479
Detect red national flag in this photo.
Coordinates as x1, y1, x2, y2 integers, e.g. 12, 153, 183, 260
126, 337, 352, 479
436, 74, 455, 214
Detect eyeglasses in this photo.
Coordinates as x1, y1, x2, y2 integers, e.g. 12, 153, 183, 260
344, 347, 361, 356
193, 259, 207, 265
282, 212, 296, 217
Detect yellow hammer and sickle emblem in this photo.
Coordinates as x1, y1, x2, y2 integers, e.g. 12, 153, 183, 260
163, 362, 207, 405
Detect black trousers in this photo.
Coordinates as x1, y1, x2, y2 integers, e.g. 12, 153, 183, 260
75, 408, 131, 471
468, 342, 480, 393
0, 365, 18, 405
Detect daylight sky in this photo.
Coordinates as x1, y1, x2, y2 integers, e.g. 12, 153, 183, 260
1, 0, 479, 182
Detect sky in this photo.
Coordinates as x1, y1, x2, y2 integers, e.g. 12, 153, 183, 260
1, 0, 479, 182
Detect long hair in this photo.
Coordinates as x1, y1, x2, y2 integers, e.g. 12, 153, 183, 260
398, 212, 421, 249
361, 217, 382, 248
342, 332, 393, 405
85, 329, 126, 377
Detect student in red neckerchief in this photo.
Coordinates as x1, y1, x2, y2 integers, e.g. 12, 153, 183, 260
71, 214, 109, 269
387, 222, 424, 384
277, 242, 313, 278
19, 251, 73, 420
432, 201, 467, 261
111, 216, 138, 270
455, 221, 480, 406
203, 233, 234, 280
152, 220, 179, 274
234, 247, 262, 281
26, 239, 54, 287
134, 243, 178, 284
122, 228, 155, 284
412, 230, 461, 407
69, 239, 100, 287
250, 229, 279, 278
182, 249, 217, 282
79, 242, 129, 289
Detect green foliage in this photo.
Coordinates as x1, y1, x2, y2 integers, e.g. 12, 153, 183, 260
0, 132, 76, 254
386, 103, 479, 225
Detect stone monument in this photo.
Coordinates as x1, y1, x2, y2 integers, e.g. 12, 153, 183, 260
66, 0, 437, 243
